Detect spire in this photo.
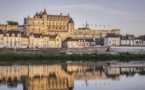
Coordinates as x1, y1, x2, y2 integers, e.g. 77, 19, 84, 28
86, 21, 88, 28
69, 18, 74, 23
85, 21, 90, 30
28, 15, 30, 18
68, 13, 70, 16
36, 12, 39, 16
44, 8, 47, 14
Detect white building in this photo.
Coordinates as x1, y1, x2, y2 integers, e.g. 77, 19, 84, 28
120, 34, 145, 46
0, 30, 4, 48
104, 37, 120, 47
121, 39, 145, 46
3, 30, 22, 48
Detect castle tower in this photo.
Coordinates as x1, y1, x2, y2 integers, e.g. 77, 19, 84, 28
68, 18, 74, 32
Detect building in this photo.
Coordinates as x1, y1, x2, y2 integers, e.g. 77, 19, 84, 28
24, 9, 120, 43
28, 33, 62, 48
104, 34, 120, 47
3, 30, 21, 48
74, 27, 120, 40
0, 9, 121, 49
62, 37, 95, 48
0, 24, 18, 33
121, 34, 135, 46
21, 36, 29, 48
120, 34, 145, 46
24, 9, 74, 41
0, 30, 4, 48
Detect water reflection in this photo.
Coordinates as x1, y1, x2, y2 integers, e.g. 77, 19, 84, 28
0, 61, 145, 90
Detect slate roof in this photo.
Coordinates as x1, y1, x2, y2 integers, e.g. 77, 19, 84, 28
29, 33, 42, 38
69, 18, 74, 23
63, 37, 95, 42
48, 34, 57, 39
0, 29, 4, 34
105, 33, 120, 38
64, 37, 78, 42
6, 30, 21, 37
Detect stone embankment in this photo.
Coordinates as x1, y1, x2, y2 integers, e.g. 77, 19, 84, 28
0, 47, 108, 54
109, 46, 145, 54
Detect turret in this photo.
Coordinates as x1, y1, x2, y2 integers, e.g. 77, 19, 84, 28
68, 13, 70, 16
44, 8, 47, 15
36, 12, 39, 16
68, 18, 74, 32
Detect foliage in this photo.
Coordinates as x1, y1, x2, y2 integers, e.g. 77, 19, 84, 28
0, 53, 145, 65
7, 21, 19, 25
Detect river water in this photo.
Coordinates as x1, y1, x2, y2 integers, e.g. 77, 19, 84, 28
0, 62, 145, 90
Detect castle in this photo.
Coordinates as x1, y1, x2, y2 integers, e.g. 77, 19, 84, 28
0, 9, 120, 48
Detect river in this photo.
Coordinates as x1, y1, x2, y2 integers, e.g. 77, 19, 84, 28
0, 61, 145, 90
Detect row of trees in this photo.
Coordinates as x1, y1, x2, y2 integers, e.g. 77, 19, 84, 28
7, 21, 19, 25
0, 53, 145, 62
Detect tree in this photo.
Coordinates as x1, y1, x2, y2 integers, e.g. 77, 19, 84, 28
7, 21, 19, 25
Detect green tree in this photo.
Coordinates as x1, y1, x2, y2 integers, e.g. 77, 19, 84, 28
7, 21, 19, 25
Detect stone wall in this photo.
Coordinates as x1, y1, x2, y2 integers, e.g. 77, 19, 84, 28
109, 46, 145, 53
0, 47, 107, 54
65, 47, 107, 54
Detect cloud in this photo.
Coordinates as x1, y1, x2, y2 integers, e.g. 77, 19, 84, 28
104, 11, 133, 16
46, 3, 135, 16
46, 4, 107, 11
45, 3, 145, 21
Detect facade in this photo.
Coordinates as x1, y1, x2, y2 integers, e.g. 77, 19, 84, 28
0, 30, 62, 49
0, 24, 18, 33
62, 37, 95, 48
24, 9, 74, 40
104, 34, 120, 47
74, 27, 120, 39
2, 30, 21, 48
21, 36, 29, 48
104, 37, 120, 47
120, 34, 145, 46
121, 39, 145, 46
0, 30, 4, 48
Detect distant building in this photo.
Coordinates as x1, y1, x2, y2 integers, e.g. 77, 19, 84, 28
62, 37, 95, 48
121, 34, 135, 46
0, 24, 18, 33
104, 34, 120, 47
120, 34, 145, 46
0, 30, 4, 48
0, 9, 121, 49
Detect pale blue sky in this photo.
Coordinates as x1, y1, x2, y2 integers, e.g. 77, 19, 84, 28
0, 0, 145, 36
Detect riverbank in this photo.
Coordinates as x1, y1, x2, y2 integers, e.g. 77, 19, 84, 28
0, 53, 145, 65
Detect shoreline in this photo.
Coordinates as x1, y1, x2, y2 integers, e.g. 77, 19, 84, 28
0, 52, 145, 65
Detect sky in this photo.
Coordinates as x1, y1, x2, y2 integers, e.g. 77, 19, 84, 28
0, 0, 145, 36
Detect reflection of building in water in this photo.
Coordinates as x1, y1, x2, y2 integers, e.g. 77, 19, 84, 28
104, 61, 145, 75
0, 65, 74, 90
1, 63, 145, 89
24, 77, 73, 90
0, 66, 28, 81
64, 64, 120, 80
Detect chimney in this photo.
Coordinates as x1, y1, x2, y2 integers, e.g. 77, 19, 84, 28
68, 13, 69, 16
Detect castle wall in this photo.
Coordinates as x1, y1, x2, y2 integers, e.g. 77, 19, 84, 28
0, 25, 18, 32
